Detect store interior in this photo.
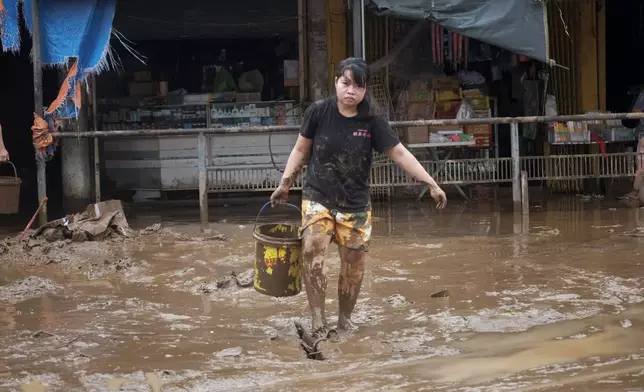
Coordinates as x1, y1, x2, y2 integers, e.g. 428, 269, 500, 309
96, 0, 302, 133
0, 0, 300, 216
606, 1, 644, 123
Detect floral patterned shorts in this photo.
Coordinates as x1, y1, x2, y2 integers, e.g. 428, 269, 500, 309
301, 200, 372, 251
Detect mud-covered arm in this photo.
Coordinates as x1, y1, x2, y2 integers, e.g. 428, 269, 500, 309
279, 102, 321, 188
280, 135, 312, 188
387, 143, 440, 191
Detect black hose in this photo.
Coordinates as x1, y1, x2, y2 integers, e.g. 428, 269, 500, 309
269, 129, 284, 173
269, 103, 303, 174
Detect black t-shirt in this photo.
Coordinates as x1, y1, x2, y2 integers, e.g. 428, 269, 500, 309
300, 98, 400, 212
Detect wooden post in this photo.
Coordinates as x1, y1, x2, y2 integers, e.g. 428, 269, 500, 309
32, 0, 47, 225
297, 0, 307, 102
91, 75, 101, 203
351, 0, 363, 57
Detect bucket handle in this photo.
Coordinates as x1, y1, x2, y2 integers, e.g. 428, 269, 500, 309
254, 201, 302, 231
0, 161, 17, 180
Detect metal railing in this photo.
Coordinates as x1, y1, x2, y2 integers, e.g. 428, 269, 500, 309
53, 112, 644, 231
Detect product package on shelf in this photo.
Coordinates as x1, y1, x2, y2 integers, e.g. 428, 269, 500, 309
211, 101, 301, 128
549, 121, 590, 144
100, 103, 208, 131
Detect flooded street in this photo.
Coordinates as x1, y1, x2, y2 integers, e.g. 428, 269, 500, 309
1, 196, 644, 391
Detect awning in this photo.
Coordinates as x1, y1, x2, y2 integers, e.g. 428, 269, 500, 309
367, 0, 550, 63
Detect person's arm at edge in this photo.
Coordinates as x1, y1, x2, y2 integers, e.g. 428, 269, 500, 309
0, 124, 8, 162
0, 124, 5, 151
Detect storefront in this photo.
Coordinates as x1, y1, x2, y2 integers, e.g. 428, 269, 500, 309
96, 0, 304, 197
360, 0, 640, 196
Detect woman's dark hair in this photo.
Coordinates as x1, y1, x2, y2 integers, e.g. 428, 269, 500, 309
335, 57, 382, 118
336, 57, 370, 88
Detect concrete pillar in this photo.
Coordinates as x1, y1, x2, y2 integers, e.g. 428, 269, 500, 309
61, 102, 91, 213
306, 0, 329, 101
511, 122, 521, 211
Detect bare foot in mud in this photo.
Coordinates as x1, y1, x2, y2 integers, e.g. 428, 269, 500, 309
337, 315, 356, 333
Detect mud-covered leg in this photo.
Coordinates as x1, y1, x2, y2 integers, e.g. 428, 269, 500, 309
337, 246, 367, 331
301, 226, 332, 331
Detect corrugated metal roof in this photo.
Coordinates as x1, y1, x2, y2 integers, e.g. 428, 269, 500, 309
113, 0, 298, 40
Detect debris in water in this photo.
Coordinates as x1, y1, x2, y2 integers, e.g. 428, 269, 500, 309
621, 228, 644, 237
234, 269, 254, 288
140, 223, 163, 235
0, 276, 62, 304
215, 347, 243, 358
386, 294, 410, 307
411, 243, 443, 249
27, 202, 131, 243
430, 289, 450, 298
621, 319, 633, 328
171, 232, 227, 242
32, 330, 57, 339
534, 227, 560, 236
202, 269, 255, 293
294, 321, 333, 361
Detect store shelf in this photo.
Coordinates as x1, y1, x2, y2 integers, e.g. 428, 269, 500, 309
407, 141, 477, 148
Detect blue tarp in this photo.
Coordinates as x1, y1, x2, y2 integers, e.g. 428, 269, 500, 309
367, 0, 549, 63
1, 0, 117, 118
2, 0, 117, 72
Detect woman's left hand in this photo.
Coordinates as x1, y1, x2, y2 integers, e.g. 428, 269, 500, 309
429, 185, 447, 209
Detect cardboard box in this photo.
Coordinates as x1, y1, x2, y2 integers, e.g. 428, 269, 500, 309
431, 77, 460, 90
434, 88, 462, 102
465, 124, 492, 136
128, 81, 158, 97
468, 96, 490, 110
133, 71, 152, 82
435, 108, 459, 120
407, 102, 429, 119
430, 125, 464, 134
402, 126, 429, 144
437, 100, 462, 113
463, 88, 484, 97
475, 137, 491, 147
406, 81, 432, 102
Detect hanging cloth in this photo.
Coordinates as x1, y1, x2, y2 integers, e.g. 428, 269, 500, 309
1, 0, 116, 119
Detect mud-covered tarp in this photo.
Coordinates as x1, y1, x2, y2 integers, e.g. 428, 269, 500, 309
367, 0, 549, 63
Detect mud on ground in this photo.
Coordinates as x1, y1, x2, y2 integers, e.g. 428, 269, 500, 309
1, 198, 644, 391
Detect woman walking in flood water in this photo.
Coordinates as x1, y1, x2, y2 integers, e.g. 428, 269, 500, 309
270, 57, 447, 338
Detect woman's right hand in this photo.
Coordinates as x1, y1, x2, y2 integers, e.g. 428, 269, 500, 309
270, 184, 290, 206
0, 147, 9, 162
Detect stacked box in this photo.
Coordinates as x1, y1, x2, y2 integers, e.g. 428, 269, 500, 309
401, 79, 433, 144
462, 89, 492, 147
432, 76, 462, 126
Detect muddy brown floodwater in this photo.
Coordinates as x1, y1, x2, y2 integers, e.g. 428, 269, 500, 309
1, 196, 644, 391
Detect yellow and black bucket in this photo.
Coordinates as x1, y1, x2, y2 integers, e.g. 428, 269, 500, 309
252, 202, 302, 297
